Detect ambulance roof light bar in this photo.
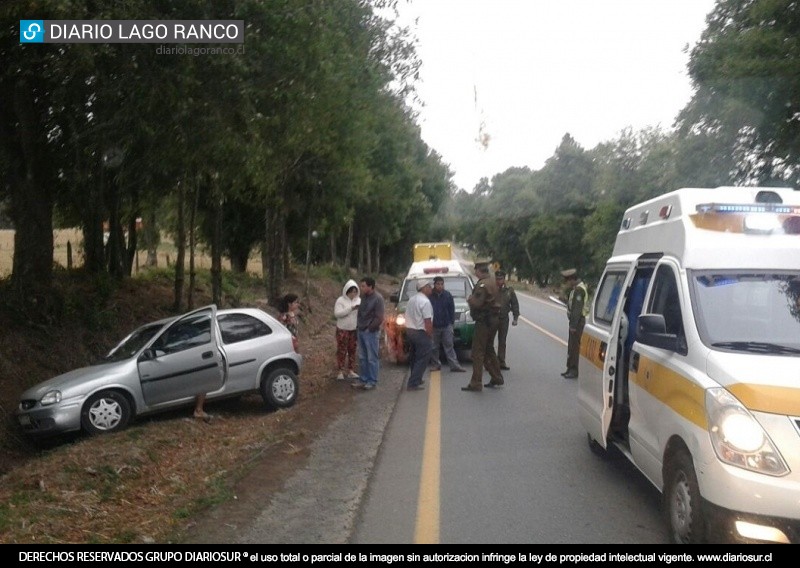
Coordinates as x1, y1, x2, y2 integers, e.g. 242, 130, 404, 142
696, 203, 800, 215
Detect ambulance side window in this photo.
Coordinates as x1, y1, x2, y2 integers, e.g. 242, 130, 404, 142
594, 271, 626, 325
647, 266, 688, 354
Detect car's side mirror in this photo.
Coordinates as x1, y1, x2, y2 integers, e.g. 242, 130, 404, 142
139, 349, 156, 361
390, 292, 399, 303
636, 314, 678, 352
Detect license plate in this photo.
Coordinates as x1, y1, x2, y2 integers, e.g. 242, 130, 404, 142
18, 415, 31, 426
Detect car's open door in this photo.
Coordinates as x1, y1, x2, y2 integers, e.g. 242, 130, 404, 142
138, 305, 225, 407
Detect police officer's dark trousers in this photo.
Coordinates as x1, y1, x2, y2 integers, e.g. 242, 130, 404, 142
566, 315, 585, 375
469, 314, 504, 388
497, 317, 510, 366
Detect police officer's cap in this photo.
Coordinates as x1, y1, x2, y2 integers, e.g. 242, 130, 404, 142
474, 260, 491, 272
495, 270, 506, 278
561, 268, 577, 278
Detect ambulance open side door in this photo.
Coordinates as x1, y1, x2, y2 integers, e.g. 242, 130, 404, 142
585, 254, 658, 451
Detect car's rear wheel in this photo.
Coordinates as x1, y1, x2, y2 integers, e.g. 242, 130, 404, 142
261, 368, 299, 410
81, 390, 132, 434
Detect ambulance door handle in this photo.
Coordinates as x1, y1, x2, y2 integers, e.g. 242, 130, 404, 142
631, 352, 640, 372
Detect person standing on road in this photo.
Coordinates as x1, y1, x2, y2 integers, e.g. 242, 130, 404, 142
560, 268, 588, 379
495, 270, 520, 371
334, 279, 361, 381
354, 276, 385, 391
429, 276, 467, 373
404, 279, 434, 391
462, 262, 504, 392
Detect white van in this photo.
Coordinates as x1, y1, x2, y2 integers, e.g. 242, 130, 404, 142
578, 186, 800, 544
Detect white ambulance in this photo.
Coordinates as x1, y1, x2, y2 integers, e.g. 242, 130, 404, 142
578, 186, 800, 544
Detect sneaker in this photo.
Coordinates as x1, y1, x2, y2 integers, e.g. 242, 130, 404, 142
347, 371, 360, 379
352, 382, 375, 391
336, 372, 345, 381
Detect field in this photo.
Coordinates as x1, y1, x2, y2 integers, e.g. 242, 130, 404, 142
0, 229, 263, 277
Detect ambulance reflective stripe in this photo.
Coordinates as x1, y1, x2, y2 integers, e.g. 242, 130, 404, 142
580, 334, 604, 370
727, 384, 800, 416
629, 356, 707, 429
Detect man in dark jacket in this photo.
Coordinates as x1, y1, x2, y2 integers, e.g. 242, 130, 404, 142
354, 276, 385, 390
428, 276, 467, 372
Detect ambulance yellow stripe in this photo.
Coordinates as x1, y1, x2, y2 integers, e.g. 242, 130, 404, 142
727, 384, 800, 416
630, 357, 707, 429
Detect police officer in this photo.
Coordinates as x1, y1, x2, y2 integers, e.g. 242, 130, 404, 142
561, 268, 588, 379
462, 262, 504, 391
495, 270, 519, 370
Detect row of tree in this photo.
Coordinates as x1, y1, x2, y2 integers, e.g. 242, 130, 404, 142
434, 0, 800, 287
0, 0, 451, 312
2, 0, 798, 311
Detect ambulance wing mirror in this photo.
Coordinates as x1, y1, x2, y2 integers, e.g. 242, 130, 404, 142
636, 314, 679, 352
390, 291, 399, 303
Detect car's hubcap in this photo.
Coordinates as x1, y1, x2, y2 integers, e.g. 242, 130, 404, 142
89, 398, 122, 430
271, 374, 296, 403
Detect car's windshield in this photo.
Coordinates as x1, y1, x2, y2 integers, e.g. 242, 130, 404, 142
100, 322, 165, 364
690, 271, 800, 354
400, 276, 472, 302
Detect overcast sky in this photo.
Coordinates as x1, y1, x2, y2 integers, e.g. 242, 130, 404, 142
395, 0, 718, 191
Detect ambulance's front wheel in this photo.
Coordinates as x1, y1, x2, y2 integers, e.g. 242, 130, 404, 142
663, 447, 706, 544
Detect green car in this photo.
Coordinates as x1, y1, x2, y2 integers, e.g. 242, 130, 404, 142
385, 261, 475, 364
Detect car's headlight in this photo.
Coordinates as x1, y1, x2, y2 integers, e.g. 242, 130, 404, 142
40, 390, 62, 406
396, 314, 406, 327
706, 387, 788, 476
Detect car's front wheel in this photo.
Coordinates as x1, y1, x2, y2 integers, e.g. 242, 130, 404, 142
261, 368, 299, 410
81, 390, 132, 434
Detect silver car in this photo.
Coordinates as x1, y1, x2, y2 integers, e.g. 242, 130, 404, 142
15, 305, 302, 437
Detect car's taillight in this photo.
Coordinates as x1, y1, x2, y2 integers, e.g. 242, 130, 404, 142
292, 335, 299, 353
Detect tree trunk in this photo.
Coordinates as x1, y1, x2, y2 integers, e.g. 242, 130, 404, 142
173, 180, 186, 312
9, 79, 54, 295
329, 232, 337, 267
344, 220, 353, 271
188, 179, 199, 310
365, 229, 372, 274
105, 176, 125, 279
211, 190, 222, 306
145, 208, 159, 267
83, 173, 106, 273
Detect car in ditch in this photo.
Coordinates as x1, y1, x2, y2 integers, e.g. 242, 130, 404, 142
15, 305, 302, 437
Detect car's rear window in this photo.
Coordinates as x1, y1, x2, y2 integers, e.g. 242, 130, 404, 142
218, 313, 273, 344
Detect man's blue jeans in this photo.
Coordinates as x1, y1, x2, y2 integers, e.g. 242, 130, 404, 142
357, 329, 381, 385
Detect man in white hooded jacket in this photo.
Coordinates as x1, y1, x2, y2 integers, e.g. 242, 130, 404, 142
333, 279, 361, 380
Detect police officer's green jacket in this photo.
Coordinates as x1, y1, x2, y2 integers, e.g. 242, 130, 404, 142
567, 280, 589, 328
468, 275, 500, 320
498, 284, 520, 322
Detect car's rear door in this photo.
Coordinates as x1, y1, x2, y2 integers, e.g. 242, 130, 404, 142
138, 305, 225, 407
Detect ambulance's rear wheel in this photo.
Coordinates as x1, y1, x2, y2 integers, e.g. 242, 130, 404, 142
663, 448, 706, 544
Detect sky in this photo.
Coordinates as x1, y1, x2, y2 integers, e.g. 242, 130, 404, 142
395, 0, 718, 191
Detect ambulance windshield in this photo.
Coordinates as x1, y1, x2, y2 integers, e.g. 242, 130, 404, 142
691, 272, 800, 354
